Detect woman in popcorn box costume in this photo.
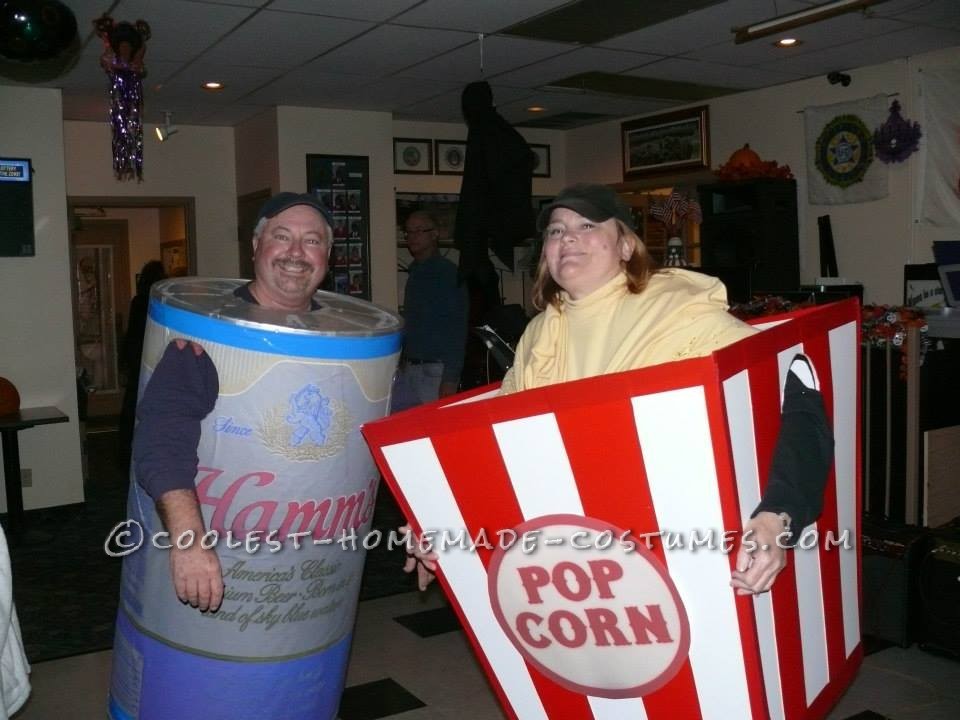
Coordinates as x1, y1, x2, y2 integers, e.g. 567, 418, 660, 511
108, 194, 401, 720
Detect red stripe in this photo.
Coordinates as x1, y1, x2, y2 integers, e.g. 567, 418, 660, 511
555, 397, 704, 720
431, 424, 596, 720
802, 338, 847, 684
748, 356, 807, 720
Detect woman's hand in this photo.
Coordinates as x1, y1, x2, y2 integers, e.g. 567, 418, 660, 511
730, 512, 789, 595
399, 524, 439, 591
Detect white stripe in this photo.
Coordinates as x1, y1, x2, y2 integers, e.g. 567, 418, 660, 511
493, 414, 585, 517
494, 414, 647, 720
830, 321, 861, 657
777, 344, 805, 407
633, 387, 752, 720
382, 439, 549, 720
724, 371, 785, 720
794, 526, 829, 704
777, 345, 829, 705
588, 696, 648, 719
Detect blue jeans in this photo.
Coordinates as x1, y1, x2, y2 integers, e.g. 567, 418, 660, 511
391, 361, 444, 413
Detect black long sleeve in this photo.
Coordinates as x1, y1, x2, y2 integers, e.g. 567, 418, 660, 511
133, 341, 219, 500
752, 361, 834, 546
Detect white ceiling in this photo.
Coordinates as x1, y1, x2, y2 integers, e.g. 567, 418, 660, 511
3, 0, 959, 128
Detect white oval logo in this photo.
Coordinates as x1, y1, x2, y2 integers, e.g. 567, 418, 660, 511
488, 514, 690, 698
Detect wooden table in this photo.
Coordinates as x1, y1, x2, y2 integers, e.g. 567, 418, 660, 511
0, 406, 69, 538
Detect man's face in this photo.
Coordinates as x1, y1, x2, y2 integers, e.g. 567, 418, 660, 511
252, 205, 331, 311
404, 214, 438, 258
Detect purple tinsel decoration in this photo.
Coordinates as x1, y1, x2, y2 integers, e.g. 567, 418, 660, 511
874, 100, 921, 164
108, 66, 144, 180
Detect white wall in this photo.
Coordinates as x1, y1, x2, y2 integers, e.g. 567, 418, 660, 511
64, 121, 239, 278
0, 86, 83, 511
98, 208, 160, 291
276, 106, 398, 309
235, 109, 279, 197
567, 46, 960, 304
391, 120, 567, 311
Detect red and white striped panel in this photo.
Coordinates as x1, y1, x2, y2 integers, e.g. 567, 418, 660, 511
364, 299, 862, 720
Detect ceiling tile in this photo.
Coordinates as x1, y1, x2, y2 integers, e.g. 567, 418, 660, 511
394, 35, 570, 82
627, 57, 804, 90
110, 0, 260, 62
268, 0, 421, 21
491, 46, 664, 88
319, 25, 475, 76
199, 10, 374, 68
392, 0, 572, 33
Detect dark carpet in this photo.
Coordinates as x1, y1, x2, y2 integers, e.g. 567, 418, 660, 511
6, 419, 417, 664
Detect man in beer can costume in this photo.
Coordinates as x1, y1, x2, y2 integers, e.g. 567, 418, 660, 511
108, 194, 402, 720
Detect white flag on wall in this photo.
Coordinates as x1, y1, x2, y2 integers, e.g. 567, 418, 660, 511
804, 94, 889, 205
917, 65, 960, 228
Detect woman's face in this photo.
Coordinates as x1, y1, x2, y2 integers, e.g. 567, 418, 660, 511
543, 207, 634, 300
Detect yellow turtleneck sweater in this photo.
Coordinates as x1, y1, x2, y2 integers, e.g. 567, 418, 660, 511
501, 269, 756, 394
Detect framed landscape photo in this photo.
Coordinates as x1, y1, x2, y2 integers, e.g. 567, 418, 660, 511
621, 105, 710, 179
530, 144, 551, 178
435, 140, 467, 175
393, 138, 433, 174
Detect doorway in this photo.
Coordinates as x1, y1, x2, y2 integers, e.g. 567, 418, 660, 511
68, 197, 196, 419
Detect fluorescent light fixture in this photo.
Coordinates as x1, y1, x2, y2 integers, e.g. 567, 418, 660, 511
155, 111, 179, 142
733, 0, 886, 44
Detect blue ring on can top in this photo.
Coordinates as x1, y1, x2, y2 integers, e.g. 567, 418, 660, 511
148, 300, 401, 359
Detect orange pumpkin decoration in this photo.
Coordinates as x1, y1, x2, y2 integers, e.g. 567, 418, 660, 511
726, 144, 762, 171
0, 376, 20, 415
716, 143, 793, 181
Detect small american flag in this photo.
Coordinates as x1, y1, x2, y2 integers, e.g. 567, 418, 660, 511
364, 299, 862, 720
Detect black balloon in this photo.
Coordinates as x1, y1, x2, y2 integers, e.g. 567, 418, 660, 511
0, 0, 78, 61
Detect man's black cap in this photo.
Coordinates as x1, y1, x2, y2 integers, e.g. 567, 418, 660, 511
257, 192, 334, 228
537, 184, 635, 232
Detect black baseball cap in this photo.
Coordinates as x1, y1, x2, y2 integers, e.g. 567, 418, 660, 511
257, 192, 334, 228
537, 184, 635, 232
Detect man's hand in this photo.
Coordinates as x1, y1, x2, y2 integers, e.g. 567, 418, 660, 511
439, 381, 459, 398
157, 488, 224, 612
170, 543, 224, 612
399, 523, 438, 591
731, 511, 790, 595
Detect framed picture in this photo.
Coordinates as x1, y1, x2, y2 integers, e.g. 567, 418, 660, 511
160, 239, 188, 276
435, 140, 467, 175
621, 105, 710, 179
530, 144, 551, 178
393, 138, 433, 174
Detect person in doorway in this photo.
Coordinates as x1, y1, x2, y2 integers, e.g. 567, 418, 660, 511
118, 259, 166, 468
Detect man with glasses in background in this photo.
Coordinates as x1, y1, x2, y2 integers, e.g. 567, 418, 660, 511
393, 210, 468, 411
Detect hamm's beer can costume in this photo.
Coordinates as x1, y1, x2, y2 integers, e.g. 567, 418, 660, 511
108, 278, 401, 720
363, 300, 862, 720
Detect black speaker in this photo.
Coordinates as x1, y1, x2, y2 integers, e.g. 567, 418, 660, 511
918, 529, 960, 657
861, 518, 929, 647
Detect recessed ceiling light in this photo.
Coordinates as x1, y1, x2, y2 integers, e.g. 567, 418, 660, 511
775, 37, 801, 47
526, 105, 546, 113
203, 81, 224, 91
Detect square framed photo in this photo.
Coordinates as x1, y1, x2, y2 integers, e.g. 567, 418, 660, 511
530, 143, 551, 178
621, 105, 710, 179
394, 138, 433, 174
435, 140, 467, 175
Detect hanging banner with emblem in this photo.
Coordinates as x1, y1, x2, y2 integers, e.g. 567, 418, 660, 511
805, 94, 888, 205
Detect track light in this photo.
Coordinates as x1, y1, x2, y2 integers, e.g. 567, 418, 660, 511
732, 0, 886, 44
155, 111, 178, 142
